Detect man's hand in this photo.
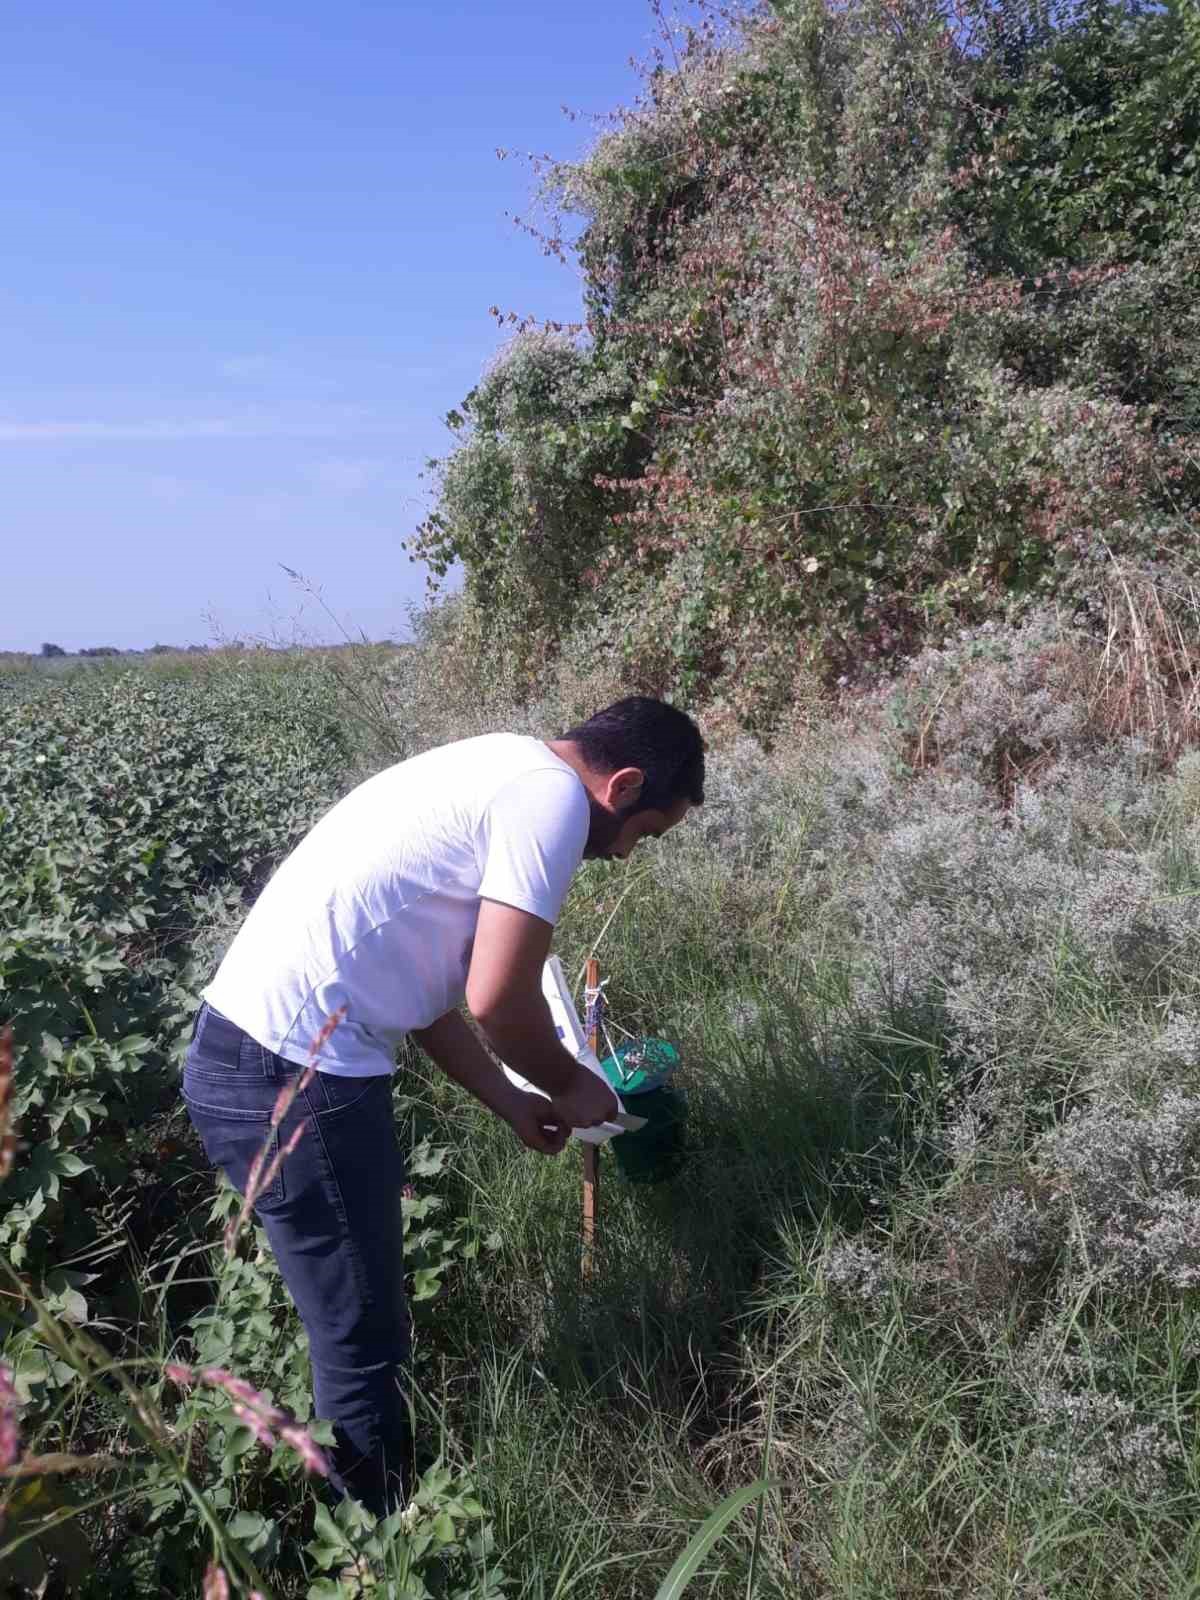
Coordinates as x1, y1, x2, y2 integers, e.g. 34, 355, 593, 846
501, 1090, 571, 1156
409, 1009, 615, 1157
547, 1069, 618, 1132
500, 1069, 618, 1156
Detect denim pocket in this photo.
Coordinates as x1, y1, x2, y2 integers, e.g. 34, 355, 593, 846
309, 1071, 390, 1118
183, 1019, 270, 1085
183, 1084, 286, 1208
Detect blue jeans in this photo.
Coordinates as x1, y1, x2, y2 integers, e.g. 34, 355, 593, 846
182, 1003, 411, 1515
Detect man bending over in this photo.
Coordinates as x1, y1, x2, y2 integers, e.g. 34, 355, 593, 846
182, 696, 704, 1514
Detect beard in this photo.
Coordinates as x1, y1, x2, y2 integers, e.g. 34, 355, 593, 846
582, 795, 635, 860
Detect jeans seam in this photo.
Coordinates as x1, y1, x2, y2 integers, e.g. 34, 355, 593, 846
181, 1091, 274, 1123
301, 1079, 380, 1332
312, 1074, 388, 1118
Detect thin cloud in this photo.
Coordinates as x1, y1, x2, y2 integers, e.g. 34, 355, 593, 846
305, 457, 381, 494
218, 356, 271, 380
0, 418, 411, 443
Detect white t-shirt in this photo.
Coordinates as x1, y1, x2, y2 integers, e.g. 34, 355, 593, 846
204, 734, 590, 1076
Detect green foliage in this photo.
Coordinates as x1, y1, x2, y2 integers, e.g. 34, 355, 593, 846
10, 619, 1200, 1591
0, 660, 515, 1597
411, 333, 646, 670
304, 1463, 503, 1600
403, 1138, 501, 1305
953, 0, 1200, 270
651, 1482, 775, 1600
418, 0, 1200, 726
0, 664, 349, 1593
0, 667, 347, 1288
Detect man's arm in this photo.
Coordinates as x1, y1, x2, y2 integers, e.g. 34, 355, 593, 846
465, 899, 618, 1129
409, 1008, 569, 1155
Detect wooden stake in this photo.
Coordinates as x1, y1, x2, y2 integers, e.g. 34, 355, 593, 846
582, 956, 601, 1277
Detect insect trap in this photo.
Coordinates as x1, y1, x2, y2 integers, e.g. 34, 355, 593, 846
501, 955, 687, 1270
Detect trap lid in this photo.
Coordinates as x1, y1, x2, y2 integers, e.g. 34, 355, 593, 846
599, 1036, 679, 1096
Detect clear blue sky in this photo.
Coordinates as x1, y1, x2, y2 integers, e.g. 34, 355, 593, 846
3, 0, 670, 652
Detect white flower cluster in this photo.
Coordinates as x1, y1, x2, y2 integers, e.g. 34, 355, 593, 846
819, 1241, 898, 1307
1025, 1380, 1181, 1503
1038, 1092, 1200, 1290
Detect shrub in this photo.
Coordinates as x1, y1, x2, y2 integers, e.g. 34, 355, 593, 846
419, 0, 1200, 724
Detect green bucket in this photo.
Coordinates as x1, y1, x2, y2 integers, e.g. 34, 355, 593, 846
599, 1038, 687, 1184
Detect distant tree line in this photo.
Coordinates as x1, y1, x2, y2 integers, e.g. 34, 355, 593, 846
38, 642, 211, 658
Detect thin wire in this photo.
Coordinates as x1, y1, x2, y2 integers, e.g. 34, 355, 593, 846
574, 867, 653, 998
601, 1018, 632, 1082
606, 1016, 639, 1042
583, 978, 636, 1085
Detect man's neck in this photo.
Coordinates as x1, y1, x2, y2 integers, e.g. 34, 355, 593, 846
544, 739, 596, 796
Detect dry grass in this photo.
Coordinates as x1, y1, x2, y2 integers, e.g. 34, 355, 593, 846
874, 562, 1200, 809
1091, 563, 1200, 760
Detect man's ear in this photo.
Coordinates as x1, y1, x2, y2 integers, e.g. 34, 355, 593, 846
604, 766, 645, 809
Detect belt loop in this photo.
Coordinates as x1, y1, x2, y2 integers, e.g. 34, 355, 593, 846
261, 1044, 277, 1081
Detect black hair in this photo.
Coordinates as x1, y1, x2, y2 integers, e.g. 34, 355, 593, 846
560, 696, 705, 813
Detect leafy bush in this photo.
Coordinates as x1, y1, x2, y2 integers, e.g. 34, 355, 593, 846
0, 667, 348, 1286
415, 0, 1200, 725
410, 333, 647, 672
951, 0, 1200, 270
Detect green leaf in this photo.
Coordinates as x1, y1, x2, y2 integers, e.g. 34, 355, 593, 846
224, 1424, 258, 1461
227, 1510, 276, 1555
652, 1481, 775, 1600
312, 1499, 343, 1549
411, 1266, 444, 1301
408, 1142, 448, 1178
49, 1286, 89, 1324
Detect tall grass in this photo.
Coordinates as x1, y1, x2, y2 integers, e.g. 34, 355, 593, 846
384, 581, 1200, 1598
8, 578, 1200, 1594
